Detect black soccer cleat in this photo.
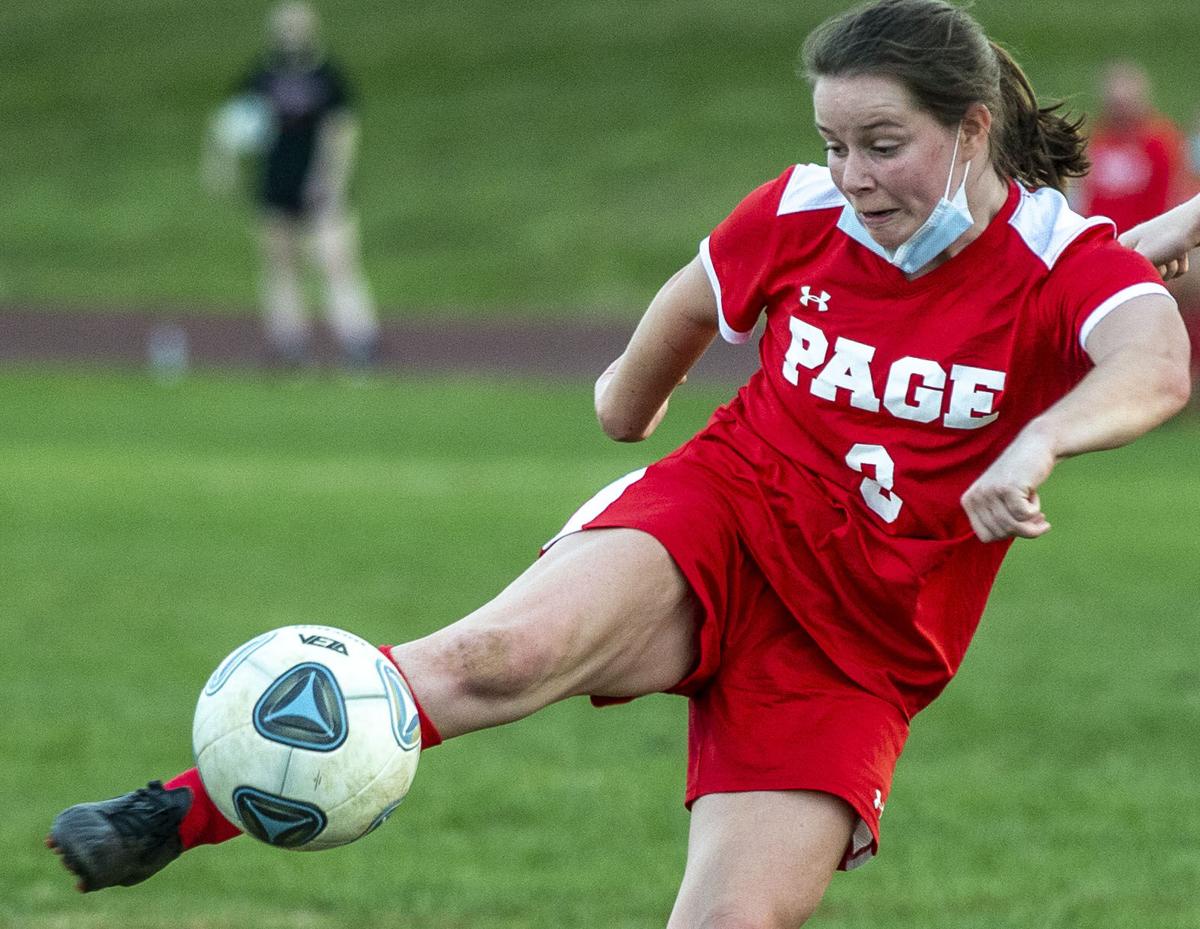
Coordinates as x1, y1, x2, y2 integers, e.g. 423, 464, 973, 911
47, 780, 191, 892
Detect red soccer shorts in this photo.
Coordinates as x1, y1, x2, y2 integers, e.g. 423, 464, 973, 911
546, 446, 910, 870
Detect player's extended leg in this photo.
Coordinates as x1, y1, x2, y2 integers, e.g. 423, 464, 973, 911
667, 791, 856, 929
391, 526, 699, 738
259, 213, 312, 365
309, 209, 380, 367
48, 528, 700, 890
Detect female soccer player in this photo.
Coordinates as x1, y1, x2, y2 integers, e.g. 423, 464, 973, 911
50, 1, 1195, 925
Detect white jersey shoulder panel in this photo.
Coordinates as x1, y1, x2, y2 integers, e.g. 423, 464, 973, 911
777, 163, 847, 216
1007, 185, 1116, 269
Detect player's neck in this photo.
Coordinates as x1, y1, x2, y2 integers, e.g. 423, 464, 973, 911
905, 168, 1009, 280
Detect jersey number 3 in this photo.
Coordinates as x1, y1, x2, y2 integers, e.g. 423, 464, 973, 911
845, 444, 902, 523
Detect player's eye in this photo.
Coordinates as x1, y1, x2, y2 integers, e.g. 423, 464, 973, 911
823, 143, 846, 158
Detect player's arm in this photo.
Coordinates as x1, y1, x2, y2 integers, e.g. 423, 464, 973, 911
203, 68, 267, 197
306, 110, 359, 211
201, 95, 264, 197
595, 255, 719, 442
960, 293, 1191, 543
1119, 194, 1200, 280
200, 123, 238, 197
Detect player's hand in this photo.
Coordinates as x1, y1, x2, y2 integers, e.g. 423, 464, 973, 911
1119, 196, 1200, 280
960, 428, 1057, 543
1157, 252, 1189, 281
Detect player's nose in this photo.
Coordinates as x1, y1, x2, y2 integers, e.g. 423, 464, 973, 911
840, 149, 876, 195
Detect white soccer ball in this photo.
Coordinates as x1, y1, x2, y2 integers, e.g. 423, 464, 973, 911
193, 625, 421, 850
211, 94, 274, 156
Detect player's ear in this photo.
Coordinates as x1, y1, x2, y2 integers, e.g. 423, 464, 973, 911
960, 102, 992, 161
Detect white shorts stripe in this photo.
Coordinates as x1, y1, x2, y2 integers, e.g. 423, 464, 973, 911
543, 467, 649, 550
843, 819, 876, 871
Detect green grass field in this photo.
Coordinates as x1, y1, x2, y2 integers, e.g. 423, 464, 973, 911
1, 368, 1197, 929
3, 0, 1200, 315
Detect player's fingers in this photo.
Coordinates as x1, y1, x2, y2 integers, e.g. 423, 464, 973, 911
965, 509, 996, 543
973, 487, 1044, 541
987, 501, 1026, 539
1001, 488, 1040, 520
1007, 514, 1051, 539
961, 486, 999, 542
964, 495, 1006, 543
991, 486, 1049, 538
1163, 257, 1188, 281
1001, 492, 1046, 535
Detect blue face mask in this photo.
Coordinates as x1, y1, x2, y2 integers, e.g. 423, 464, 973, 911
836, 127, 974, 275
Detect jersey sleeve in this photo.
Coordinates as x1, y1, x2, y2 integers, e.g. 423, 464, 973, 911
699, 168, 793, 344
1041, 225, 1173, 371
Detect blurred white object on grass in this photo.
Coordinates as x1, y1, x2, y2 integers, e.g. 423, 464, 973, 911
213, 95, 274, 156
147, 323, 190, 384
203, 95, 273, 196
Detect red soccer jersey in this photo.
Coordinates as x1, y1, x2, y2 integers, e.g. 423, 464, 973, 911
1077, 116, 1192, 233
694, 164, 1169, 713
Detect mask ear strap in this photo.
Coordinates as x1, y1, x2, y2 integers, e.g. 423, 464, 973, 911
944, 125, 965, 199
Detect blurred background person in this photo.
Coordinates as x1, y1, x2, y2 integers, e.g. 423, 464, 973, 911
1074, 60, 1200, 383
204, 1, 380, 369
1074, 60, 1193, 232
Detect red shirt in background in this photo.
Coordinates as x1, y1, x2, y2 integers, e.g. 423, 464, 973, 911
1078, 116, 1194, 232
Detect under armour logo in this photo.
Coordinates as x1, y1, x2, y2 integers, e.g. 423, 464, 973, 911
799, 285, 831, 312
874, 789, 885, 812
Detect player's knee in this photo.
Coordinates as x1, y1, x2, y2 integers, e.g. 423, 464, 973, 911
693, 894, 823, 929
448, 624, 563, 701
695, 909, 814, 929
311, 239, 345, 273
312, 226, 354, 271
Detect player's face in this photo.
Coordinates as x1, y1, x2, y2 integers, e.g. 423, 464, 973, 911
270, 2, 318, 55
1100, 63, 1150, 126
813, 74, 963, 251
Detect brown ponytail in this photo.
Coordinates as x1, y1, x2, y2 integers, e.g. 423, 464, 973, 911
802, 0, 1089, 193
989, 42, 1089, 191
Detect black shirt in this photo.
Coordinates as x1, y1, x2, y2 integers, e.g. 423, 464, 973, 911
242, 56, 351, 214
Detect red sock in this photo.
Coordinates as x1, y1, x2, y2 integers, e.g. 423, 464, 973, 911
377, 645, 443, 748
164, 767, 242, 849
